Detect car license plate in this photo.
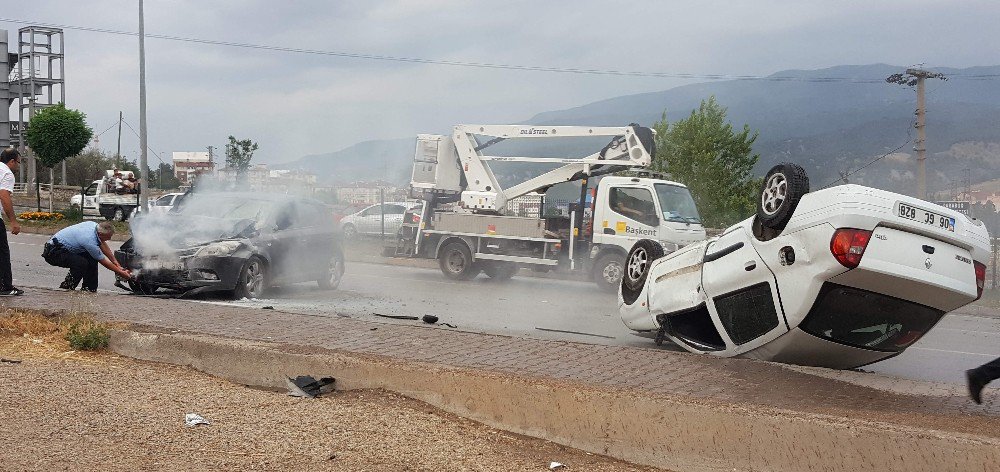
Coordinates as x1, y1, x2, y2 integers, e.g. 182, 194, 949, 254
897, 202, 954, 232
144, 259, 185, 271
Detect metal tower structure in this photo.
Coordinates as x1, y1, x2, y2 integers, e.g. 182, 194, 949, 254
11, 26, 65, 187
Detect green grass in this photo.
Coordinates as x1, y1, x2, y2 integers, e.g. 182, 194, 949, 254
64, 318, 111, 351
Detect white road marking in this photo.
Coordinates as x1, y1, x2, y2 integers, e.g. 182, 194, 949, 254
909, 346, 998, 357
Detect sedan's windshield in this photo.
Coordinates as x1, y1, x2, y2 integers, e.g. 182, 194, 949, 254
655, 184, 701, 224
180, 196, 275, 221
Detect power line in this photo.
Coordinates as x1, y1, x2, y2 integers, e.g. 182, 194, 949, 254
2, 16, 994, 83
821, 119, 915, 189
119, 118, 167, 166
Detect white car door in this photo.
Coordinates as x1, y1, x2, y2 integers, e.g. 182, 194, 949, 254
700, 224, 787, 354
83, 183, 99, 216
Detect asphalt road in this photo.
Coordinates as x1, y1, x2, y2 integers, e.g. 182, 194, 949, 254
7, 232, 998, 384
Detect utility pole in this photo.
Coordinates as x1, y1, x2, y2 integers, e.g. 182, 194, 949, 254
886, 67, 946, 200
116, 111, 123, 168
138, 0, 150, 211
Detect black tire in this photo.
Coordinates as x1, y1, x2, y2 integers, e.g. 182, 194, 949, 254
593, 252, 625, 292
438, 241, 479, 281
757, 163, 809, 231
342, 223, 358, 240
483, 261, 518, 281
622, 240, 664, 292
113, 206, 126, 222
234, 256, 267, 299
317, 248, 345, 290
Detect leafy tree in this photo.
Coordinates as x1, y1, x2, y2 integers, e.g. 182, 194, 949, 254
651, 96, 761, 227
225, 135, 258, 178
25, 103, 94, 210
65, 148, 117, 187
152, 162, 182, 189
25, 103, 93, 168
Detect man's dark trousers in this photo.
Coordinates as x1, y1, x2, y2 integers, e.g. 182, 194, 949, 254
0, 219, 11, 289
971, 357, 1000, 384
43, 239, 99, 291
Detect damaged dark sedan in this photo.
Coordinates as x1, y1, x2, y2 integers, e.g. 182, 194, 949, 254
115, 193, 345, 299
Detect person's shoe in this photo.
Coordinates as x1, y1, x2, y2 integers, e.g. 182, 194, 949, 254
0, 287, 24, 296
967, 369, 987, 404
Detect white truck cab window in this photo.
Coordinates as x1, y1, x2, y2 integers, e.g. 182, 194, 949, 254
609, 187, 659, 227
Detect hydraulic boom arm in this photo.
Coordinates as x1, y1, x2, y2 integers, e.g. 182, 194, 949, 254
427, 124, 655, 211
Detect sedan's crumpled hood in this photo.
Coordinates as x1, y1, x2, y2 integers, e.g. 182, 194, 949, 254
129, 215, 257, 257
165, 216, 256, 248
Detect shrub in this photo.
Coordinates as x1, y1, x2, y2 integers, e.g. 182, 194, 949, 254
18, 211, 65, 221
64, 319, 110, 351
62, 205, 84, 221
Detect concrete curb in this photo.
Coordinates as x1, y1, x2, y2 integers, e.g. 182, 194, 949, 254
111, 329, 1000, 472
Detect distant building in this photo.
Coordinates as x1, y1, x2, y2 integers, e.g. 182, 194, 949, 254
173, 151, 215, 186
216, 164, 270, 190
336, 180, 407, 205
506, 193, 542, 218
212, 165, 318, 195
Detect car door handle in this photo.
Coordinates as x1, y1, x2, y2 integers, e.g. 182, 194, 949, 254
744, 261, 757, 271
704, 242, 745, 263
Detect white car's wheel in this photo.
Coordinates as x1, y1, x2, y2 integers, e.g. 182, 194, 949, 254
757, 163, 809, 231
342, 223, 358, 240
623, 239, 664, 292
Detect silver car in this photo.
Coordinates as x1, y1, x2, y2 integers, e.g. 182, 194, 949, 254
339, 202, 420, 239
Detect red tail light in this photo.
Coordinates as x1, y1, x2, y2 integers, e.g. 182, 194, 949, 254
830, 228, 872, 269
411, 214, 421, 224
974, 261, 986, 300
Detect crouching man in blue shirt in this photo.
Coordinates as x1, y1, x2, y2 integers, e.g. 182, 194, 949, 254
42, 221, 132, 292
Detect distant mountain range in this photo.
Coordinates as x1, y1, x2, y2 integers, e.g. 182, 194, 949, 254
278, 64, 1000, 197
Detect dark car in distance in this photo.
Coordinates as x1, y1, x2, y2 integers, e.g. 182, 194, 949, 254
116, 193, 345, 299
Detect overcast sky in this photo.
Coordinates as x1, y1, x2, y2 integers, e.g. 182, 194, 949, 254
3, 0, 999, 167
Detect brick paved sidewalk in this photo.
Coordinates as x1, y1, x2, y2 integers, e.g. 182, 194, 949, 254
4, 288, 999, 438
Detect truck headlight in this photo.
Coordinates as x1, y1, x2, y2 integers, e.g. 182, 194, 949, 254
195, 241, 242, 257
658, 241, 679, 253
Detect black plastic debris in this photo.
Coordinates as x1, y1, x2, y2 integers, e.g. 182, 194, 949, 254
441, 323, 457, 328
373, 313, 419, 320
0, 358, 21, 364
262, 306, 274, 310
286, 375, 336, 398
421, 314, 439, 324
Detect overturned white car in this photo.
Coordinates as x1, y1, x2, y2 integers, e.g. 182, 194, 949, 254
620, 163, 990, 369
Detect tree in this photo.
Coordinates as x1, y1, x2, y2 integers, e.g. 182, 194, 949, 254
25, 103, 94, 211
225, 135, 258, 178
651, 96, 761, 227
65, 148, 117, 187
153, 162, 182, 189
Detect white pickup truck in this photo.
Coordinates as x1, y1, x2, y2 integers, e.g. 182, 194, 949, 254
69, 170, 142, 221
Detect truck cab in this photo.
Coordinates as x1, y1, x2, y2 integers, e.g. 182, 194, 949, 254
592, 176, 705, 252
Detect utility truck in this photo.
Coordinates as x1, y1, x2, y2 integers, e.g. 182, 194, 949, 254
391, 124, 707, 290
69, 170, 142, 221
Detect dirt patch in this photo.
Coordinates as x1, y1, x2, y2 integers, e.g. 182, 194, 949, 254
0, 311, 663, 471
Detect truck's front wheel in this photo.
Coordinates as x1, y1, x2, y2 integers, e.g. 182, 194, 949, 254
593, 253, 625, 292
438, 241, 480, 281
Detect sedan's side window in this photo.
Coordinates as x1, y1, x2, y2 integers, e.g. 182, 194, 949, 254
384, 204, 406, 215
360, 206, 378, 217
609, 187, 659, 227
295, 203, 328, 228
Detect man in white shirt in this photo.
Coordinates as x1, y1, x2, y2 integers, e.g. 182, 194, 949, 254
0, 148, 23, 296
